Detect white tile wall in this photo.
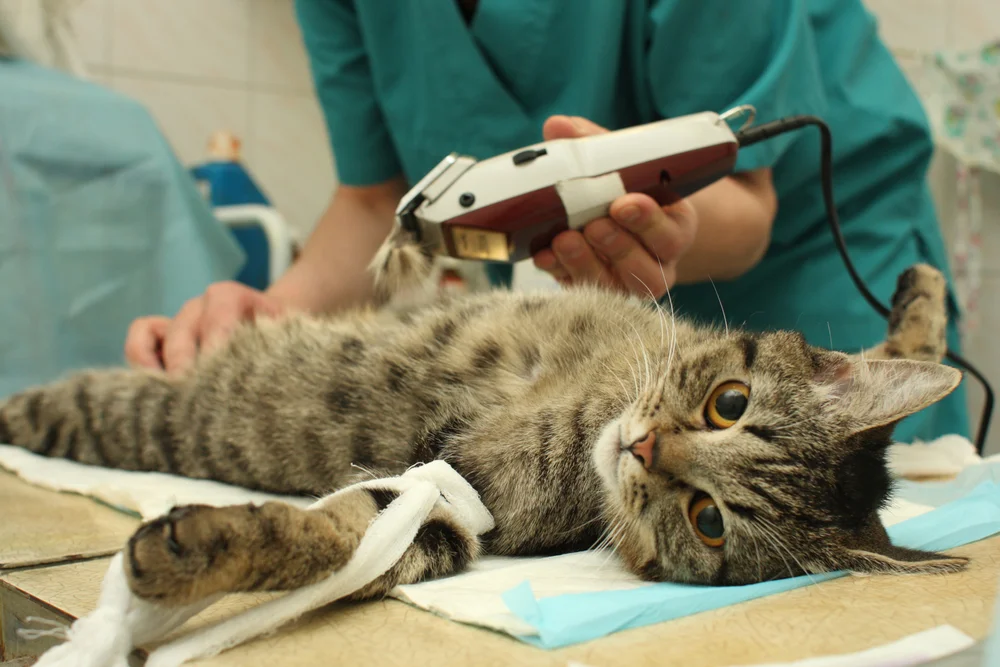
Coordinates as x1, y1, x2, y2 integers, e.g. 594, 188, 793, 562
951, 0, 1000, 47
68, 0, 110, 68
110, 76, 251, 167
248, 0, 313, 91
62, 0, 999, 452
110, 0, 251, 83
865, 0, 952, 52
245, 91, 336, 241
67, 0, 334, 243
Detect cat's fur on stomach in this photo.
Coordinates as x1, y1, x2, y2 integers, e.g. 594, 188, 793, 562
0, 229, 967, 606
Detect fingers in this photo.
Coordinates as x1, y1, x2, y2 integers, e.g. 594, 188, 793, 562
533, 116, 698, 297
201, 287, 286, 355
124, 316, 171, 370
532, 249, 570, 284
581, 217, 667, 297
531, 193, 697, 298
161, 297, 205, 376
137, 282, 280, 376
542, 115, 610, 141
602, 194, 697, 297
549, 230, 616, 288
198, 283, 255, 356
609, 194, 697, 265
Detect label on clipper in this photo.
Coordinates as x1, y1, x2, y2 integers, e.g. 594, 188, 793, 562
450, 226, 511, 262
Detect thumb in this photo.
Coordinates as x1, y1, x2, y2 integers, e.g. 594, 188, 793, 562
542, 115, 609, 141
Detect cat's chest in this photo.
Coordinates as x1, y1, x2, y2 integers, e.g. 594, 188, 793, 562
441, 405, 610, 554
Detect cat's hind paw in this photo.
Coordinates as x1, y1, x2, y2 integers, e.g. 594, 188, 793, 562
883, 264, 949, 362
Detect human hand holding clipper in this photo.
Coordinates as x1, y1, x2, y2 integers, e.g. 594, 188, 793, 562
395, 108, 775, 300
532, 115, 700, 297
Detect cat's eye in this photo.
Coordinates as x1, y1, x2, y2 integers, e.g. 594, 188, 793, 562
705, 381, 750, 429
688, 495, 725, 548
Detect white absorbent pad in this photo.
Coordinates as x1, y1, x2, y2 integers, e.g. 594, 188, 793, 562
1, 434, 998, 653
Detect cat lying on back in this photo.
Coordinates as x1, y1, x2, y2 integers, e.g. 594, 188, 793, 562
0, 227, 967, 607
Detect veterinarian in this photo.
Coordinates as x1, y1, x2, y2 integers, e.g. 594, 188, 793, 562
124, 0, 970, 444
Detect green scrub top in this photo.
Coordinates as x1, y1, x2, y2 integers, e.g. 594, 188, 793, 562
295, 0, 970, 443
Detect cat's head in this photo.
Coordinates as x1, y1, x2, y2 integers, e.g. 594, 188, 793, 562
592, 330, 966, 585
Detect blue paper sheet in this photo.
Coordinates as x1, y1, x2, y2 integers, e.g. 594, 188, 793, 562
502, 481, 1000, 649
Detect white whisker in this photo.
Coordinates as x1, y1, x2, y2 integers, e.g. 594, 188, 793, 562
592, 517, 621, 555
708, 276, 729, 336
552, 514, 606, 539
625, 319, 652, 397
748, 521, 797, 581
598, 515, 635, 570
656, 260, 679, 378
752, 529, 764, 582
610, 320, 645, 398
756, 517, 828, 595
350, 463, 380, 480
630, 272, 668, 363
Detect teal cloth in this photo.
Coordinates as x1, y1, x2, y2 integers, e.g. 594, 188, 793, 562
502, 478, 1000, 649
295, 0, 969, 442
0, 60, 245, 398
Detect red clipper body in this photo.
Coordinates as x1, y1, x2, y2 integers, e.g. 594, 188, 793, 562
395, 110, 746, 263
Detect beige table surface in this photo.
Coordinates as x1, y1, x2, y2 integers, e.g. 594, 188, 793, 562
0, 470, 139, 569
2, 539, 998, 667
0, 463, 998, 666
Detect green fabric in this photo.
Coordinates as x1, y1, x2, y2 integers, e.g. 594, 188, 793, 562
295, 0, 970, 443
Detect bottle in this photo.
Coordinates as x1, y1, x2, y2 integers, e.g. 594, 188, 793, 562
189, 131, 269, 206
189, 131, 276, 290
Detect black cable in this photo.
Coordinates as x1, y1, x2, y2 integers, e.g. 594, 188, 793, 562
736, 115, 994, 454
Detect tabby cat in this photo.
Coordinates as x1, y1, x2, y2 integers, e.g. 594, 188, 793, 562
0, 229, 968, 607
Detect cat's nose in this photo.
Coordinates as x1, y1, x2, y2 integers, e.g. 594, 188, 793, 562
628, 432, 657, 469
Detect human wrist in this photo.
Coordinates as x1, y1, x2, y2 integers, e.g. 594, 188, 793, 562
672, 173, 775, 284
264, 265, 331, 314
265, 256, 376, 315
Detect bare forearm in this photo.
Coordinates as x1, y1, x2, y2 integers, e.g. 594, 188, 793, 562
674, 169, 778, 284
266, 178, 407, 314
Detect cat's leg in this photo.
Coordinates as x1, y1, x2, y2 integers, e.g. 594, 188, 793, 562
125, 486, 478, 607
858, 264, 948, 363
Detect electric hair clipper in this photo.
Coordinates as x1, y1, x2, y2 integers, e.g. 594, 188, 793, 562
394, 109, 749, 263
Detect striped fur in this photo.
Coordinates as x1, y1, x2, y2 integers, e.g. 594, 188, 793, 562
0, 237, 968, 605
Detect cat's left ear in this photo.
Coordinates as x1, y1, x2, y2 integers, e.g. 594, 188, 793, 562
836, 516, 968, 575
812, 354, 962, 432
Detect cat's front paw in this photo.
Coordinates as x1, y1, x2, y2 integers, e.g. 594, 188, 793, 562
125, 504, 247, 606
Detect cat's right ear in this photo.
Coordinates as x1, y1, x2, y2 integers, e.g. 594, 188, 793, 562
835, 515, 969, 576
839, 544, 969, 576
811, 353, 962, 432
